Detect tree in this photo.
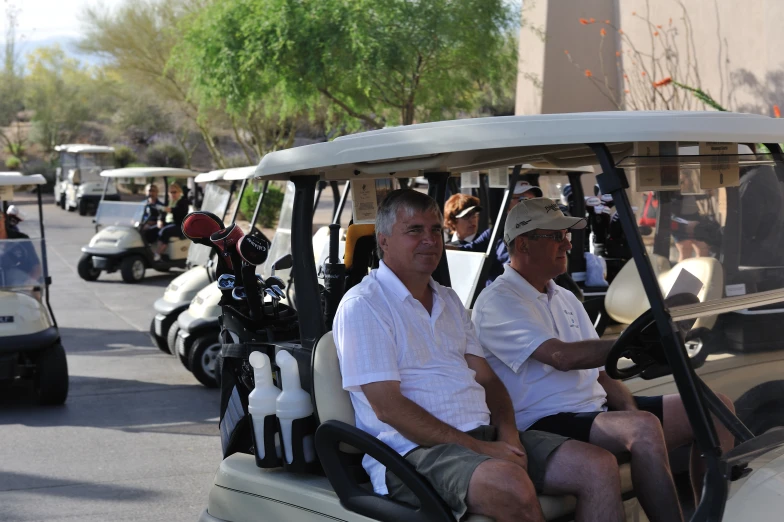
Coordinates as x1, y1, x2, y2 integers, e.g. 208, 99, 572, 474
79, 0, 228, 166
0, 1, 25, 157
25, 46, 94, 152
177, 0, 518, 130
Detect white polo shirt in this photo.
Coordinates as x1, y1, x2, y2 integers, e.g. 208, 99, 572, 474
333, 261, 490, 496
473, 265, 607, 430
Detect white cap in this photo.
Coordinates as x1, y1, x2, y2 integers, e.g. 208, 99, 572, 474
454, 205, 482, 218
504, 197, 586, 244
513, 181, 543, 197
6, 205, 23, 221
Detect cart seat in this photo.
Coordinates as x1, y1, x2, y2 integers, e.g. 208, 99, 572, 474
344, 224, 377, 292
313, 332, 634, 522
605, 256, 723, 330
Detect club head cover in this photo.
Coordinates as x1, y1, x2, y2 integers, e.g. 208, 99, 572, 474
236, 234, 270, 266
231, 286, 246, 301
182, 211, 225, 246
265, 276, 286, 291
217, 273, 236, 290
210, 223, 245, 269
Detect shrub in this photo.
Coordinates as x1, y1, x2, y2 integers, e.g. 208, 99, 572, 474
146, 143, 185, 168
5, 156, 21, 170
114, 145, 138, 168
241, 183, 285, 228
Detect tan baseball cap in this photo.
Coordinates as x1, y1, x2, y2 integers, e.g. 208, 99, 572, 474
504, 197, 586, 244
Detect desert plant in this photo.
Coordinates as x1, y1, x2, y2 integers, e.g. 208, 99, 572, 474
146, 142, 185, 168
113, 145, 137, 168
240, 183, 284, 229
5, 156, 21, 169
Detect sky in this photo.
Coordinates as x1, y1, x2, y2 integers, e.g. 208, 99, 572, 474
5, 0, 125, 43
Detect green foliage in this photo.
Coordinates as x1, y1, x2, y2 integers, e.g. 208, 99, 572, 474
241, 183, 284, 228
146, 142, 186, 168
176, 0, 518, 129
672, 81, 728, 112
113, 145, 138, 167
5, 156, 21, 169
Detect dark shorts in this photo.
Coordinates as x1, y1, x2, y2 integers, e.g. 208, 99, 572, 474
159, 223, 184, 243
528, 395, 664, 442
385, 425, 568, 520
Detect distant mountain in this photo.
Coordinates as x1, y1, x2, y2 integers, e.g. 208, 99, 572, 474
17, 35, 106, 68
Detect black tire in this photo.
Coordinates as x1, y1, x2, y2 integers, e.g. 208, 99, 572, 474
78, 198, 88, 216
167, 322, 181, 357
35, 343, 69, 405
736, 380, 784, 435
59, 194, 66, 209
188, 334, 221, 388
67, 201, 76, 212
149, 317, 169, 354
77, 254, 101, 281
120, 256, 146, 283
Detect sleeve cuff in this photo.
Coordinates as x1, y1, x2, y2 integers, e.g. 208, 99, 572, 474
343, 372, 401, 392
509, 335, 556, 373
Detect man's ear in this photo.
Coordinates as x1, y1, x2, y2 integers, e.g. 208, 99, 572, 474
517, 236, 528, 254
377, 233, 389, 255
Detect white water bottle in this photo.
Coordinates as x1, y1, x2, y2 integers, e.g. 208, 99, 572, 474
275, 350, 315, 465
248, 352, 280, 462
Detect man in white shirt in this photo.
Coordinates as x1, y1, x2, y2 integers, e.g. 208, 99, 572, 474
334, 190, 626, 522
473, 197, 736, 522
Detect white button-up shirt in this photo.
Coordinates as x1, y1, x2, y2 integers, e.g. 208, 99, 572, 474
334, 261, 490, 495
473, 265, 607, 430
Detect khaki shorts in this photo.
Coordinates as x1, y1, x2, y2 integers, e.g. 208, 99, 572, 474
385, 425, 568, 520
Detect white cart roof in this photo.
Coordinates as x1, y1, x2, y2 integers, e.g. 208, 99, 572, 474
54, 144, 115, 154
195, 169, 229, 183
0, 173, 47, 186
255, 111, 784, 180
100, 167, 199, 179
223, 166, 258, 181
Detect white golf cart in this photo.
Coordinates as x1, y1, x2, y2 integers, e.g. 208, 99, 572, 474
0, 172, 68, 405
198, 112, 784, 522
149, 167, 257, 354
78, 167, 199, 283
53, 144, 117, 216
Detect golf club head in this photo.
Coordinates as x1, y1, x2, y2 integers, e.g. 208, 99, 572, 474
217, 273, 236, 290
270, 253, 293, 275
264, 288, 278, 300
236, 234, 270, 266
265, 275, 285, 290
210, 223, 245, 269
182, 211, 225, 246
231, 286, 246, 301
271, 285, 285, 299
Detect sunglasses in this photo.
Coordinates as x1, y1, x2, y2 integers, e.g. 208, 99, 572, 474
528, 231, 572, 242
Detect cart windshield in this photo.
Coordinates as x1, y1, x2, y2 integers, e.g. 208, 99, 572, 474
94, 201, 146, 228
0, 238, 45, 295
261, 182, 295, 278
187, 183, 234, 267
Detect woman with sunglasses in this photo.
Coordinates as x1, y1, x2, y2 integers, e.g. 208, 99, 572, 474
443, 193, 483, 245
154, 183, 189, 261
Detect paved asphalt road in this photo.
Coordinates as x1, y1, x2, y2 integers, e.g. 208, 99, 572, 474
0, 190, 339, 522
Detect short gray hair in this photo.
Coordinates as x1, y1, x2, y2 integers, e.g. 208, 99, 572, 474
375, 189, 443, 259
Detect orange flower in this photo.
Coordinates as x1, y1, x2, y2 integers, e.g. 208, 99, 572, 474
580, 18, 590, 25
632, 11, 637, 15
564, 50, 570, 55
600, 28, 607, 36
623, 74, 629, 79
653, 77, 673, 88
605, 19, 611, 24
589, 18, 596, 23
619, 29, 624, 35
585, 70, 593, 78
653, 31, 659, 36
657, 25, 663, 29
625, 89, 630, 94
641, 71, 647, 76
669, 17, 673, 25
616, 51, 621, 57
775, 105, 781, 118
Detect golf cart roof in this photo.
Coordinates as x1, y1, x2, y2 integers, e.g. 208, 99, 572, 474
223, 166, 258, 181
254, 111, 784, 180
100, 167, 199, 179
0, 173, 47, 186
54, 144, 115, 154
195, 170, 230, 183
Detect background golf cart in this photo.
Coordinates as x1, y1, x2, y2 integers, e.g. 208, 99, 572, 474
78, 167, 199, 283
201, 112, 784, 522
150, 166, 254, 355
0, 173, 68, 405
53, 144, 117, 216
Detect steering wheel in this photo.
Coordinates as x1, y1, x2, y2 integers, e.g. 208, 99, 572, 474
605, 293, 700, 380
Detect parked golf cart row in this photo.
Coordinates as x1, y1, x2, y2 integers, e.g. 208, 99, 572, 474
0, 172, 68, 405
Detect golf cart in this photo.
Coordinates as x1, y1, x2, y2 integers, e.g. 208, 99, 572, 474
149, 167, 255, 354
78, 167, 199, 283
53, 144, 117, 215
198, 112, 784, 522
0, 173, 68, 405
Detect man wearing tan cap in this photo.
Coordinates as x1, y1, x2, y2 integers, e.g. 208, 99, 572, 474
472, 197, 737, 522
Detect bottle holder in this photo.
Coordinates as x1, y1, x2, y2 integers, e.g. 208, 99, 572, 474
250, 413, 283, 468
279, 414, 320, 473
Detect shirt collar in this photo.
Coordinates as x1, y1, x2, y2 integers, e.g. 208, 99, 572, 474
501, 264, 559, 301
377, 260, 439, 302
451, 231, 476, 243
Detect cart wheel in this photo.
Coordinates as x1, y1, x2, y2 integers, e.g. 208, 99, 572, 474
149, 317, 169, 354
189, 335, 221, 388
35, 343, 69, 405
59, 194, 66, 209
167, 322, 181, 357
77, 254, 101, 281
78, 198, 88, 216
121, 256, 145, 283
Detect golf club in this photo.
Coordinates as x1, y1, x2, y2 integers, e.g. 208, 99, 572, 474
182, 211, 225, 246
210, 223, 244, 272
